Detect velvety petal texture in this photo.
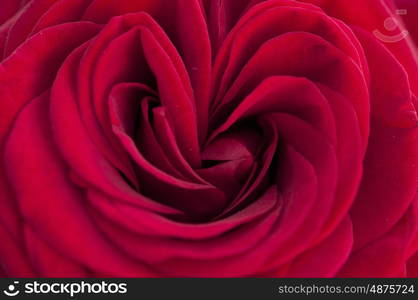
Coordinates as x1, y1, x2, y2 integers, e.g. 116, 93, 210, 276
0, 0, 417, 277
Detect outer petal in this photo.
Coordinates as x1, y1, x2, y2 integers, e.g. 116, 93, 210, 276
407, 252, 418, 277
285, 217, 353, 278
0, 22, 100, 276
349, 28, 418, 250
5, 92, 156, 277
339, 203, 418, 277
395, 0, 418, 45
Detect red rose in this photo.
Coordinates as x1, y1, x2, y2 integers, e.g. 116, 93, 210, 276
0, 0, 417, 277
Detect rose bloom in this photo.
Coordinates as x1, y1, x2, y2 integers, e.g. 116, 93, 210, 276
0, 0, 417, 278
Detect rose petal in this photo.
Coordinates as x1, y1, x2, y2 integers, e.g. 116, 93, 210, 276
349, 28, 418, 249
339, 204, 418, 277
5, 92, 156, 276
285, 217, 353, 277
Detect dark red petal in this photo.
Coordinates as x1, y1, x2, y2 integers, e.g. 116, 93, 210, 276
0, 22, 99, 271
0, 0, 28, 24
0, 223, 35, 277
407, 251, 418, 277
83, 0, 212, 141
395, 0, 418, 45
285, 217, 353, 277
24, 226, 90, 277
339, 204, 418, 277
3, 0, 57, 57
5, 93, 156, 276
350, 29, 418, 250
51, 43, 180, 215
